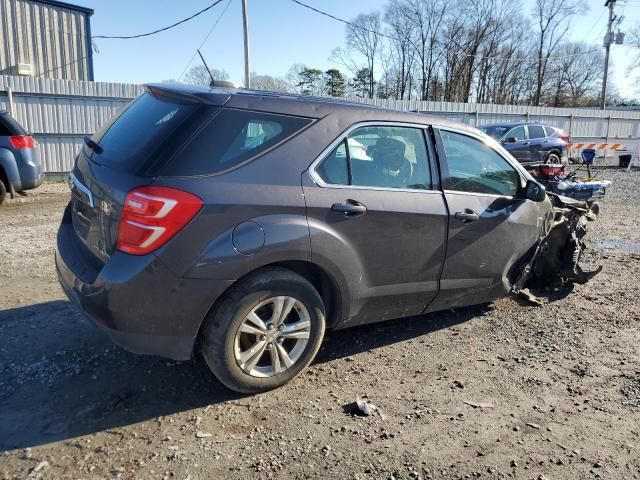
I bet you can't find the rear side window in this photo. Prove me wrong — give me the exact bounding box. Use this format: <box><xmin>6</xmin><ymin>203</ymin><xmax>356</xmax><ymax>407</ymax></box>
<box><xmin>88</xmin><ymin>91</ymin><xmax>201</xmax><ymax>173</ymax></box>
<box><xmin>543</xmin><ymin>126</ymin><xmax>556</xmax><ymax>137</ymax></box>
<box><xmin>528</xmin><ymin>125</ymin><xmax>546</xmax><ymax>139</ymax></box>
<box><xmin>162</xmin><ymin>109</ymin><xmax>313</xmax><ymax>176</ymax></box>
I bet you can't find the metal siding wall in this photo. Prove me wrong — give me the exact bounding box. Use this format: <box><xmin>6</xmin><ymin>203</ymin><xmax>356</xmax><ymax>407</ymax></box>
<box><xmin>1</xmin><ymin>74</ymin><xmax>640</xmax><ymax>173</ymax></box>
<box><xmin>0</xmin><ymin>0</ymin><xmax>90</xmax><ymax>80</ymax></box>
<box><xmin>0</xmin><ymin>74</ymin><xmax>143</xmax><ymax>172</ymax></box>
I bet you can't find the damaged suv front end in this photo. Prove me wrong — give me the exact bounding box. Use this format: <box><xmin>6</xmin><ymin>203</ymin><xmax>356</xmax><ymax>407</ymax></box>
<box><xmin>512</xmin><ymin>191</ymin><xmax>601</xmax><ymax>304</ymax></box>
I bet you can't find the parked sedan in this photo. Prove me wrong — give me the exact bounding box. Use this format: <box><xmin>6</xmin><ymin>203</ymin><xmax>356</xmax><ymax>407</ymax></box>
<box><xmin>56</xmin><ymin>84</ymin><xmax>590</xmax><ymax>393</ymax></box>
<box><xmin>480</xmin><ymin>122</ymin><xmax>569</xmax><ymax>164</ymax></box>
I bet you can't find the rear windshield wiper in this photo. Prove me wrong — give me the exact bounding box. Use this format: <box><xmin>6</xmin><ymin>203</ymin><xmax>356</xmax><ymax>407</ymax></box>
<box><xmin>83</xmin><ymin>136</ymin><xmax>103</xmax><ymax>155</ymax></box>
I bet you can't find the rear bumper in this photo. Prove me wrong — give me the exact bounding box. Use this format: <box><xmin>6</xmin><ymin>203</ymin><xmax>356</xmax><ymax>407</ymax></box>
<box><xmin>55</xmin><ymin>213</ymin><xmax>232</xmax><ymax>361</ymax></box>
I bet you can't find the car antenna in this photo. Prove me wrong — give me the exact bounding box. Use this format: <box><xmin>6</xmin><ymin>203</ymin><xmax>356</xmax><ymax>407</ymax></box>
<box><xmin>197</xmin><ymin>49</ymin><xmax>216</xmax><ymax>86</ymax></box>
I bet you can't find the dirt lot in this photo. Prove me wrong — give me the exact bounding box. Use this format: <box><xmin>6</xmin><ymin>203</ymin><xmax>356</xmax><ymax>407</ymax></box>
<box><xmin>1</xmin><ymin>171</ymin><xmax>639</xmax><ymax>480</ymax></box>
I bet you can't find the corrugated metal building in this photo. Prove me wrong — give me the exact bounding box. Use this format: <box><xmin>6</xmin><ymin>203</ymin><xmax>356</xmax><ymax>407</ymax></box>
<box><xmin>0</xmin><ymin>0</ymin><xmax>94</xmax><ymax>81</ymax></box>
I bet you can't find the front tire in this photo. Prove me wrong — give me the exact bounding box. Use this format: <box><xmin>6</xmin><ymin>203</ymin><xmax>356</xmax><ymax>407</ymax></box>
<box><xmin>0</xmin><ymin>181</ymin><xmax>6</xmax><ymax>205</ymax></box>
<box><xmin>200</xmin><ymin>267</ymin><xmax>326</xmax><ymax>393</ymax></box>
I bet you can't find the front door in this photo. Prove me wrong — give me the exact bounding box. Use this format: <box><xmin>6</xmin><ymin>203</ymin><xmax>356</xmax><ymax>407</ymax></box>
<box><xmin>302</xmin><ymin>123</ymin><xmax>448</xmax><ymax>326</ymax></box>
<box><xmin>428</xmin><ymin>128</ymin><xmax>540</xmax><ymax>311</ymax></box>
<box><xmin>502</xmin><ymin>125</ymin><xmax>531</xmax><ymax>162</ymax></box>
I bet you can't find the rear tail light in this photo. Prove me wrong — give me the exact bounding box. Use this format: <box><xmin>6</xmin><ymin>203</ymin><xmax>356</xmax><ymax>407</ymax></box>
<box><xmin>9</xmin><ymin>135</ymin><xmax>36</xmax><ymax>149</ymax></box>
<box><xmin>557</xmin><ymin>130</ymin><xmax>570</xmax><ymax>143</ymax></box>
<box><xmin>539</xmin><ymin>165</ymin><xmax>565</xmax><ymax>179</ymax></box>
<box><xmin>117</xmin><ymin>186</ymin><xmax>203</xmax><ymax>255</ymax></box>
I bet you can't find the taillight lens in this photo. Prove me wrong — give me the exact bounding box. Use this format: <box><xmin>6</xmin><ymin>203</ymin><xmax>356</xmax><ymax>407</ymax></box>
<box><xmin>117</xmin><ymin>186</ymin><xmax>203</xmax><ymax>255</ymax></box>
<box><xmin>9</xmin><ymin>135</ymin><xmax>36</xmax><ymax>149</ymax></box>
<box><xmin>557</xmin><ymin>130</ymin><xmax>570</xmax><ymax>143</ymax></box>
<box><xmin>539</xmin><ymin>165</ymin><xmax>565</xmax><ymax>178</ymax></box>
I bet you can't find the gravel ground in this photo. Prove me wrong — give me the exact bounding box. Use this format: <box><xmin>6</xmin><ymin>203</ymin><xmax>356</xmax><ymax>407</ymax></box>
<box><xmin>1</xmin><ymin>171</ymin><xmax>639</xmax><ymax>480</ymax></box>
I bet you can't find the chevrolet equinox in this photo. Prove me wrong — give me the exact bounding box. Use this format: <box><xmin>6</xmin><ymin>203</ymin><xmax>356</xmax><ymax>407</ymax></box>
<box><xmin>56</xmin><ymin>84</ymin><xmax>554</xmax><ymax>393</ymax></box>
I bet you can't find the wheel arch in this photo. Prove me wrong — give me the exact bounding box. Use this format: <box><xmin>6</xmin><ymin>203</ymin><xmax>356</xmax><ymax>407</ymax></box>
<box><xmin>194</xmin><ymin>260</ymin><xmax>345</xmax><ymax>352</ymax></box>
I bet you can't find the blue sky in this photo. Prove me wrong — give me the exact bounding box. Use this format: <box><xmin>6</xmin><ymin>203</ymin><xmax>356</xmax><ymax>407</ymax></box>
<box><xmin>82</xmin><ymin>0</ymin><xmax>639</xmax><ymax>98</ymax></box>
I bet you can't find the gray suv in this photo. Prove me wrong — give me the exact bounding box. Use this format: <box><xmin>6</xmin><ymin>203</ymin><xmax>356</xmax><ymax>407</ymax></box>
<box><xmin>56</xmin><ymin>84</ymin><xmax>560</xmax><ymax>393</ymax></box>
<box><xmin>0</xmin><ymin>111</ymin><xmax>43</xmax><ymax>203</ymax></box>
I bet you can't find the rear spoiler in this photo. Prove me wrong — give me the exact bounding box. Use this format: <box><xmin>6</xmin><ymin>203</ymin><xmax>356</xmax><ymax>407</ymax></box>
<box><xmin>144</xmin><ymin>83</ymin><xmax>232</xmax><ymax>107</ymax></box>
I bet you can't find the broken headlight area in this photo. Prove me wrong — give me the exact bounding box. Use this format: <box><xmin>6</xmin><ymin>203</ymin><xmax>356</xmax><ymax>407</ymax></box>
<box><xmin>512</xmin><ymin>192</ymin><xmax>602</xmax><ymax>305</ymax></box>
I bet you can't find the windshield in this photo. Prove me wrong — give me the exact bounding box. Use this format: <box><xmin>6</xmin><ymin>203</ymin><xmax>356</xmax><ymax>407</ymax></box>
<box><xmin>480</xmin><ymin>126</ymin><xmax>510</xmax><ymax>140</ymax></box>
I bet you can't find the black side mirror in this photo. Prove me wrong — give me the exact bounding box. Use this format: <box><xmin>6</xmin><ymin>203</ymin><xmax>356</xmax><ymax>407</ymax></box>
<box><xmin>524</xmin><ymin>180</ymin><xmax>546</xmax><ymax>202</ymax></box>
<box><xmin>503</xmin><ymin>137</ymin><xmax>517</xmax><ymax>144</ymax></box>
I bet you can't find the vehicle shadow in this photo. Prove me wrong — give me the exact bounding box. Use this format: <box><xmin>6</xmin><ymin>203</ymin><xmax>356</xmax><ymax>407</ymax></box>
<box><xmin>0</xmin><ymin>299</ymin><xmax>488</xmax><ymax>451</ymax></box>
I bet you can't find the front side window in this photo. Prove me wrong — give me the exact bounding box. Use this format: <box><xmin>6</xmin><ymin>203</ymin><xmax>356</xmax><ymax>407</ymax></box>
<box><xmin>505</xmin><ymin>126</ymin><xmax>525</xmax><ymax>141</ymax></box>
<box><xmin>440</xmin><ymin>130</ymin><xmax>521</xmax><ymax>197</ymax></box>
<box><xmin>528</xmin><ymin>125</ymin><xmax>546</xmax><ymax>139</ymax></box>
<box><xmin>316</xmin><ymin>125</ymin><xmax>431</xmax><ymax>190</ymax></box>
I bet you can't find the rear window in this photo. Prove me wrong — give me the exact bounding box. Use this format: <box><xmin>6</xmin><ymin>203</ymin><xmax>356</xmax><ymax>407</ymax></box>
<box><xmin>0</xmin><ymin>113</ymin><xmax>27</xmax><ymax>136</ymax></box>
<box><xmin>161</xmin><ymin>109</ymin><xmax>313</xmax><ymax>176</ymax></box>
<box><xmin>87</xmin><ymin>91</ymin><xmax>203</xmax><ymax>173</ymax></box>
<box><xmin>528</xmin><ymin>125</ymin><xmax>546</xmax><ymax>139</ymax></box>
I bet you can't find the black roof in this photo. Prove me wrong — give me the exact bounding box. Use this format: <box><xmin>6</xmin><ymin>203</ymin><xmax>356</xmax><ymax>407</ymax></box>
<box><xmin>146</xmin><ymin>83</ymin><xmax>478</xmax><ymax>135</ymax></box>
<box><xmin>33</xmin><ymin>0</ymin><xmax>94</xmax><ymax>15</ymax></box>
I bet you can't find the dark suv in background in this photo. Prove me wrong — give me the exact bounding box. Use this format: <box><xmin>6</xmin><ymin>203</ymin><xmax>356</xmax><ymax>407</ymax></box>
<box><xmin>480</xmin><ymin>122</ymin><xmax>568</xmax><ymax>165</ymax></box>
<box><xmin>0</xmin><ymin>111</ymin><xmax>43</xmax><ymax>203</ymax></box>
<box><xmin>56</xmin><ymin>84</ymin><xmax>557</xmax><ymax>393</ymax></box>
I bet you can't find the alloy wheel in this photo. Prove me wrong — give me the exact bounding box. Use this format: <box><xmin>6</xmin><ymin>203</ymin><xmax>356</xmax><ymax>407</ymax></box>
<box><xmin>234</xmin><ymin>296</ymin><xmax>311</xmax><ymax>377</ymax></box>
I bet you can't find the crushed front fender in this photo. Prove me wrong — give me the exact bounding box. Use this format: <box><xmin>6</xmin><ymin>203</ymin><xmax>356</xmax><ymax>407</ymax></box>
<box><xmin>512</xmin><ymin>193</ymin><xmax>602</xmax><ymax>302</ymax></box>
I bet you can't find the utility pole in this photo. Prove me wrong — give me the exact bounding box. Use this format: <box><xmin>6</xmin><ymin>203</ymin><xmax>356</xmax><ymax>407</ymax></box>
<box><xmin>242</xmin><ymin>0</ymin><xmax>251</xmax><ymax>88</ymax></box>
<box><xmin>601</xmin><ymin>0</ymin><xmax>616</xmax><ymax>110</ymax></box>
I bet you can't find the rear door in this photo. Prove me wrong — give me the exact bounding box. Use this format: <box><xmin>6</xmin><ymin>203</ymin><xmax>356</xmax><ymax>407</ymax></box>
<box><xmin>526</xmin><ymin>124</ymin><xmax>548</xmax><ymax>162</ymax></box>
<box><xmin>427</xmin><ymin>128</ymin><xmax>540</xmax><ymax>311</ymax></box>
<box><xmin>302</xmin><ymin>122</ymin><xmax>448</xmax><ymax>326</ymax></box>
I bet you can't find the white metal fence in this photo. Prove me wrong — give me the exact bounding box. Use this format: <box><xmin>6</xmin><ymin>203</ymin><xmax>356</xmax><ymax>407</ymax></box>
<box><xmin>1</xmin><ymin>74</ymin><xmax>639</xmax><ymax>174</ymax></box>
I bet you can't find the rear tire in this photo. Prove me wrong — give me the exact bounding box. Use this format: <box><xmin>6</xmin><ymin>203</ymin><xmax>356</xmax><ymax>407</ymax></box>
<box><xmin>200</xmin><ymin>267</ymin><xmax>326</xmax><ymax>393</ymax></box>
<box><xmin>0</xmin><ymin>181</ymin><xmax>6</xmax><ymax>205</ymax></box>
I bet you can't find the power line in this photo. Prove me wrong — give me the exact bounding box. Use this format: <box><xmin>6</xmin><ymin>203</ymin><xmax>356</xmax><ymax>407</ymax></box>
<box><xmin>93</xmin><ymin>0</ymin><xmax>226</xmax><ymax>39</ymax></box>
<box><xmin>178</xmin><ymin>0</ymin><xmax>234</xmax><ymax>81</ymax></box>
<box><xmin>35</xmin><ymin>54</ymin><xmax>89</xmax><ymax>76</ymax></box>
<box><xmin>289</xmin><ymin>0</ymin><xmax>601</xmax><ymax>63</ymax></box>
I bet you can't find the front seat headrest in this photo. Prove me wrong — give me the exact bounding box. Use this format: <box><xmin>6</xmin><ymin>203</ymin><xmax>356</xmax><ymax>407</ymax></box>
<box><xmin>373</xmin><ymin>137</ymin><xmax>406</xmax><ymax>170</ymax></box>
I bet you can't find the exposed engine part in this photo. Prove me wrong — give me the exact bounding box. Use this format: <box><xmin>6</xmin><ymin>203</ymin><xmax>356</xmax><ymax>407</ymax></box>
<box><xmin>512</xmin><ymin>193</ymin><xmax>602</xmax><ymax>304</ymax></box>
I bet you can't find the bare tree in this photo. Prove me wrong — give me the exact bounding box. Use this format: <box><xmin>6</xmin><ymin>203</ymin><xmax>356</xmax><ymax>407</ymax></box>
<box><xmin>182</xmin><ymin>65</ymin><xmax>229</xmax><ymax>86</ymax></box>
<box><xmin>250</xmin><ymin>73</ymin><xmax>290</xmax><ymax>92</ymax></box>
<box><xmin>383</xmin><ymin>0</ymin><xmax>417</xmax><ymax>99</ymax></box>
<box><xmin>285</xmin><ymin>63</ymin><xmax>309</xmax><ymax>94</ymax></box>
<box><xmin>531</xmin><ymin>0</ymin><xmax>587</xmax><ymax>106</ymax></box>
<box><xmin>403</xmin><ymin>0</ymin><xmax>447</xmax><ymax>101</ymax></box>
<box><xmin>344</xmin><ymin>12</ymin><xmax>382</xmax><ymax>98</ymax></box>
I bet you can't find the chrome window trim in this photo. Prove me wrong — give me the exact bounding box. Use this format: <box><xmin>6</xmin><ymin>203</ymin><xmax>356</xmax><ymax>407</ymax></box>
<box><xmin>442</xmin><ymin>189</ymin><xmax>518</xmax><ymax>200</ymax></box>
<box><xmin>308</xmin><ymin>121</ymin><xmax>436</xmax><ymax>194</ymax></box>
<box><xmin>435</xmin><ymin>125</ymin><xmax>531</xmax><ymax>180</ymax></box>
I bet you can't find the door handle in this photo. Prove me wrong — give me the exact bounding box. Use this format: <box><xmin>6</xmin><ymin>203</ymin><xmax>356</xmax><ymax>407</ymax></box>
<box><xmin>521</xmin><ymin>141</ymin><xmax>530</xmax><ymax>145</ymax></box>
<box><xmin>331</xmin><ymin>200</ymin><xmax>367</xmax><ymax>216</ymax></box>
<box><xmin>454</xmin><ymin>209</ymin><xmax>480</xmax><ymax>223</ymax></box>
